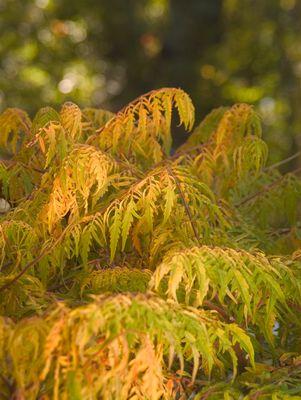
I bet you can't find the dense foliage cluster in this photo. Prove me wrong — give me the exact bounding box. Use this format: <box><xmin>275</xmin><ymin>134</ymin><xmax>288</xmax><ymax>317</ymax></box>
<box><xmin>0</xmin><ymin>88</ymin><xmax>301</xmax><ymax>399</ymax></box>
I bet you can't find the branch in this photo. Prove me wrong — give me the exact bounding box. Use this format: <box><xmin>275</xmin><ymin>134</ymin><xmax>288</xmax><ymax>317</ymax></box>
<box><xmin>0</xmin><ymin>371</ymin><xmax>13</xmax><ymax>393</ymax></box>
<box><xmin>203</xmin><ymin>300</ymin><xmax>230</xmax><ymax>322</ymax></box>
<box><xmin>235</xmin><ymin>167</ymin><xmax>301</xmax><ymax>207</ymax></box>
<box><xmin>264</xmin><ymin>150</ymin><xmax>301</xmax><ymax>172</ymax></box>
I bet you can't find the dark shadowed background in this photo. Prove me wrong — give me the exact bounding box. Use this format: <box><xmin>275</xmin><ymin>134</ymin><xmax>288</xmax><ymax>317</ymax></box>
<box><xmin>0</xmin><ymin>0</ymin><xmax>301</xmax><ymax>164</ymax></box>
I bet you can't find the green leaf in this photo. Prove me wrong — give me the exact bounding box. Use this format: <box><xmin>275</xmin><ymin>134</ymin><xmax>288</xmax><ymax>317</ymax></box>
<box><xmin>163</xmin><ymin>184</ymin><xmax>176</xmax><ymax>224</ymax></box>
<box><xmin>67</xmin><ymin>371</ymin><xmax>83</xmax><ymax>400</ymax></box>
<box><xmin>109</xmin><ymin>206</ymin><xmax>122</xmax><ymax>261</ymax></box>
<box><xmin>121</xmin><ymin>199</ymin><xmax>138</xmax><ymax>250</ymax></box>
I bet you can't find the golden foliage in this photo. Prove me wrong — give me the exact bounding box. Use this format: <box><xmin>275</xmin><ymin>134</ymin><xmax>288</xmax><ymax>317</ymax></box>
<box><xmin>0</xmin><ymin>108</ymin><xmax>31</xmax><ymax>154</ymax></box>
<box><xmin>90</xmin><ymin>87</ymin><xmax>195</xmax><ymax>166</ymax></box>
<box><xmin>0</xmin><ymin>88</ymin><xmax>300</xmax><ymax>399</ymax></box>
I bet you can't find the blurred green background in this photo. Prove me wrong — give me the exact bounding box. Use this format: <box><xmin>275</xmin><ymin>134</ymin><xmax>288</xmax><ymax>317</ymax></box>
<box><xmin>0</xmin><ymin>0</ymin><xmax>301</xmax><ymax>163</ymax></box>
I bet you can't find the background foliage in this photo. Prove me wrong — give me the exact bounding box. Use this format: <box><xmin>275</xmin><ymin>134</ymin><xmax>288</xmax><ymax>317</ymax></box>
<box><xmin>1</xmin><ymin>0</ymin><xmax>301</xmax><ymax>162</ymax></box>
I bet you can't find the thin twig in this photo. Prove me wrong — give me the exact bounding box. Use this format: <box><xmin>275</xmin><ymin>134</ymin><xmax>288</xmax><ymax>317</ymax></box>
<box><xmin>236</xmin><ymin>179</ymin><xmax>282</xmax><ymax>207</ymax></box>
<box><xmin>236</xmin><ymin>167</ymin><xmax>301</xmax><ymax>207</ymax></box>
<box><xmin>268</xmin><ymin>227</ymin><xmax>292</xmax><ymax>237</ymax></box>
<box><xmin>264</xmin><ymin>150</ymin><xmax>301</xmax><ymax>172</ymax></box>
<box><xmin>203</xmin><ymin>300</ymin><xmax>230</xmax><ymax>322</ymax></box>
<box><xmin>0</xmin><ymin>371</ymin><xmax>13</xmax><ymax>393</ymax></box>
